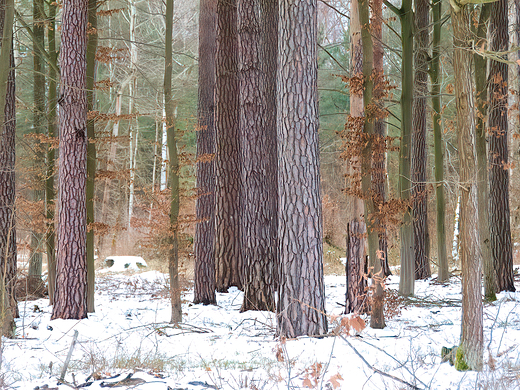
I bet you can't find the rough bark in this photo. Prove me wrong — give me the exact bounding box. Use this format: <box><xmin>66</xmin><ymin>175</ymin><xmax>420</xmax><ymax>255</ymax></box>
<box><xmin>215</xmin><ymin>0</ymin><xmax>243</xmax><ymax>292</ymax></box>
<box><xmin>398</xmin><ymin>0</ymin><xmax>415</xmax><ymax>296</ymax></box>
<box><xmin>431</xmin><ymin>0</ymin><xmax>448</xmax><ymax>282</ymax></box>
<box><xmin>51</xmin><ymin>0</ymin><xmax>88</xmax><ymax>320</ymax></box>
<box><xmin>345</xmin><ymin>0</ymin><xmax>368</xmax><ymax>315</ymax></box>
<box><xmin>412</xmin><ymin>0</ymin><xmax>431</xmax><ymax>280</ymax></box>
<box><xmin>239</xmin><ymin>0</ymin><xmax>276</xmax><ymax>312</ymax></box>
<box><xmin>45</xmin><ymin>0</ymin><xmax>57</xmax><ymax>304</ymax></box>
<box><xmin>165</xmin><ymin>0</ymin><xmax>182</xmax><ymax>324</ymax></box>
<box><xmin>474</xmin><ymin>4</ymin><xmax>495</xmax><ymax>300</ymax></box>
<box><xmin>276</xmin><ymin>0</ymin><xmax>328</xmax><ymax>338</ymax></box>
<box><xmin>194</xmin><ymin>0</ymin><xmax>217</xmax><ymax>306</ymax></box>
<box><xmin>86</xmin><ymin>0</ymin><xmax>98</xmax><ymax>313</ymax></box>
<box><xmin>0</xmin><ymin>0</ymin><xmax>18</xmax><ymax>322</ymax></box>
<box><xmin>451</xmin><ymin>4</ymin><xmax>483</xmax><ymax>371</ymax></box>
<box><xmin>489</xmin><ymin>0</ymin><xmax>515</xmax><ymax>292</ymax></box>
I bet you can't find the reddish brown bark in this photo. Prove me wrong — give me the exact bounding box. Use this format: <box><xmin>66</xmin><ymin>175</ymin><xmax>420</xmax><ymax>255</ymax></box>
<box><xmin>276</xmin><ymin>0</ymin><xmax>327</xmax><ymax>338</ymax></box>
<box><xmin>194</xmin><ymin>0</ymin><xmax>217</xmax><ymax>305</ymax></box>
<box><xmin>215</xmin><ymin>0</ymin><xmax>243</xmax><ymax>292</ymax></box>
<box><xmin>52</xmin><ymin>0</ymin><xmax>88</xmax><ymax>320</ymax></box>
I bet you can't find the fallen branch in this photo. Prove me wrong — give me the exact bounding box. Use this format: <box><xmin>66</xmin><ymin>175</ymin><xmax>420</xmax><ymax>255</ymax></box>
<box><xmin>59</xmin><ymin>330</ymin><xmax>79</xmax><ymax>382</ymax></box>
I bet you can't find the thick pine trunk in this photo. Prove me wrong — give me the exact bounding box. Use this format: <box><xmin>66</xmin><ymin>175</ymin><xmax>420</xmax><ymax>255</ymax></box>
<box><xmin>215</xmin><ymin>0</ymin><xmax>243</xmax><ymax>292</ymax></box>
<box><xmin>238</xmin><ymin>0</ymin><xmax>276</xmax><ymax>312</ymax></box>
<box><xmin>0</xmin><ymin>0</ymin><xmax>18</xmax><ymax>323</ymax></box>
<box><xmin>474</xmin><ymin>5</ymin><xmax>495</xmax><ymax>300</ymax></box>
<box><xmin>52</xmin><ymin>0</ymin><xmax>88</xmax><ymax>320</ymax></box>
<box><xmin>165</xmin><ymin>0</ymin><xmax>182</xmax><ymax>324</ymax></box>
<box><xmin>431</xmin><ymin>0</ymin><xmax>448</xmax><ymax>282</ymax></box>
<box><xmin>276</xmin><ymin>0</ymin><xmax>327</xmax><ymax>338</ymax></box>
<box><xmin>451</xmin><ymin>5</ymin><xmax>483</xmax><ymax>371</ymax></box>
<box><xmin>412</xmin><ymin>0</ymin><xmax>431</xmax><ymax>280</ymax></box>
<box><xmin>86</xmin><ymin>0</ymin><xmax>98</xmax><ymax>313</ymax></box>
<box><xmin>194</xmin><ymin>0</ymin><xmax>217</xmax><ymax>305</ymax></box>
<box><xmin>489</xmin><ymin>0</ymin><xmax>515</xmax><ymax>293</ymax></box>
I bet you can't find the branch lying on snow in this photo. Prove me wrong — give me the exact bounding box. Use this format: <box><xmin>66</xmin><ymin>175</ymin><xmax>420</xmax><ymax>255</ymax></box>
<box><xmin>338</xmin><ymin>334</ymin><xmax>423</xmax><ymax>390</ymax></box>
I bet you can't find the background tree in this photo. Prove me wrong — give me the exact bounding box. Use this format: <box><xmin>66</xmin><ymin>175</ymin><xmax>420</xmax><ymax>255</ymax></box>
<box><xmin>51</xmin><ymin>0</ymin><xmax>88</xmax><ymax>320</ymax></box>
<box><xmin>277</xmin><ymin>0</ymin><xmax>328</xmax><ymax>338</ymax></box>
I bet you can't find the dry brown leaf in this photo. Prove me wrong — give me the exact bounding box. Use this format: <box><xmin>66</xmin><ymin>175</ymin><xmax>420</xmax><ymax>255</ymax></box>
<box><xmin>329</xmin><ymin>373</ymin><xmax>344</xmax><ymax>389</ymax></box>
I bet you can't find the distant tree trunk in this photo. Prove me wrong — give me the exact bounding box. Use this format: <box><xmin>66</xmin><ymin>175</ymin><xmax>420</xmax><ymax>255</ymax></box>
<box><xmin>371</xmin><ymin>0</ymin><xmax>390</xmax><ymax>277</ymax></box>
<box><xmin>451</xmin><ymin>4</ymin><xmax>483</xmax><ymax>371</ymax></box>
<box><xmin>412</xmin><ymin>0</ymin><xmax>431</xmax><ymax>280</ymax></box>
<box><xmin>52</xmin><ymin>0</ymin><xmax>88</xmax><ymax>320</ymax></box>
<box><xmin>345</xmin><ymin>0</ymin><xmax>368</xmax><ymax>315</ymax></box>
<box><xmin>86</xmin><ymin>0</ymin><xmax>98</xmax><ymax>313</ymax></box>
<box><xmin>28</xmin><ymin>0</ymin><xmax>46</xmax><ymax>282</ymax></box>
<box><xmin>0</xmin><ymin>0</ymin><xmax>18</xmax><ymax>324</ymax></box>
<box><xmin>194</xmin><ymin>0</ymin><xmax>217</xmax><ymax>306</ymax></box>
<box><xmin>276</xmin><ymin>0</ymin><xmax>328</xmax><ymax>338</ymax></box>
<box><xmin>128</xmin><ymin>0</ymin><xmax>138</xmax><ymax>231</ymax></box>
<box><xmin>165</xmin><ymin>0</ymin><xmax>182</xmax><ymax>324</ymax></box>
<box><xmin>474</xmin><ymin>4</ymin><xmax>495</xmax><ymax>300</ymax></box>
<box><xmin>238</xmin><ymin>0</ymin><xmax>276</xmax><ymax>313</ymax></box>
<box><xmin>45</xmin><ymin>0</ymin><xmax>58</xmax><ymax>304</ymax></box>
<box><xmin>215</xmin><ymin>0</ymin><xmax>242</xmax><ymax>292</ymax></box>
<box><xmin>398</xmin><ymin>0</ymin><xmax>415</xmax><ymax>296</ymax></box>
<box><xmin>489</xmin><ymin>0</ymin><xmax>515</xmax><ymax>293</ymax></box>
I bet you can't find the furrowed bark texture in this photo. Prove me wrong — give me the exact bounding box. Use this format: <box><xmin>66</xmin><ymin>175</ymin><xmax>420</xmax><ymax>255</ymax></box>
<box><xmin>194</xmin><ymin>0</ymin><xmax>217</xmax><ymax>305</ymax></box>
<box><xmin>474</xmin><ymin>5</ymin><xmax>495</xmax><ymax>299</ymax></box>
<box><xmin>0</xmin><ymin>2</ymin><xmax>17</xmax><ymax>319</ymax></box>
<box><xmin>52</xmin><ymin>0</ymin><xmax>88</xmax><ymax>320</ymax></box>
<box><xmin>277</xmin><ymin>0</ymin><xmax>328</xmax><ymax>338</ymax></box>
<box><xmin>345</xmin><ymin>0</ymin><xmax>368</xmax><ymax>315</ymax></box>
<box><xmin>398</xmin><ymin>0</ymin><xmax>415</xmax><ymax>296</ymax></box>
<box><xmin>451</xmin><ymin>5</ymin><xmax>483</xmax><ymax>370</ymax></box>
<box><xmin>239</xmin><ymin>0</ymin><xmax>276</xmax><ymax>312</ymax></box>
<box><xmin>489</xmin><ymin>0</ymin><xmax>515</xmax><ymax>292</ymax></box>
<box><xmin>215</xmin><ymin>0</ymin><xmax>243</xmax><ymax>292</ymax></box>
<box><xmin>86</xmin><ymin>0</ymin><xmax>97</xmax><ymax>313</ymax></box>
<box><xmin>412</xmin><ymin>0</ymin><xmax>430</xmax><ymax>280</ymax></box>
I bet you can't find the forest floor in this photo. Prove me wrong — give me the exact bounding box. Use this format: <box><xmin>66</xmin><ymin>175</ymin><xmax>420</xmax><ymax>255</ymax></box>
<box><xmin>3</xmin><ymin>258</ymin><xmax>520</xmax><ymax>390</ymax></box>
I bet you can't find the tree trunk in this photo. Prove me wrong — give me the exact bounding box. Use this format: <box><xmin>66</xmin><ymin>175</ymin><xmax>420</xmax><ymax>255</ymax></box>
<box><xmin>412</xmin><ymin>0</ymin><xmax>431</xmax><ymax>280</ymax></box>
<box><xmin>345</xmin><ymin>0</ymin><xmax>368</xmax><ymax>315</ymax></box>
<box><xmin>51</xmin><ymin>0</ymin><xmax>88</xmax><ymax>320</ymax></box>
<box><xmin>431</xmin><ymin>0</ymin><xmax>448</xmax><ymax>282</ymax></box>
<box><xmin>128</xmin><ymin>0</ymin><xmax>138</xmax><ymax>231</ymax></box>
<box><xmin>474</xmin><ymin>4</ymin><xmax>495</xmax><ymax>300</ymax></box>
<box><xmin>215</xmin><ymin>0</ymin><xmax>243</xmax><ymax>292</ymax></box>
<box><xmin>489</xmin><ymin>0</ymin><xmax>515</xmax><ymax>293</ymax></box>
<box><xmin>45</xmin><ymin>0</ymin><xmax>58</xmax><ymax>304</ymax></box>
<box><xmin>451</xmin><ymin>4</ymin><xmax>483</xmax><ymax>371</ymax></box>
<box><xmin>238</xmin><ymin>0</ymin><xmax>276</xmax><ymax>313</ymax></box>
<box><xmin>0</xmin><ymin>0</ymin><xmax>18</xmax><ymax>322</ymax></box>
<box><xmin>398</xmin><ymin>0</ymin><xmax>415</xmax><ymax>296</ymax></box>
<box><xmin>194</xmin><ymin>0</ymin><xmax>217</xmax><ymax>306</ymax></box>
<box><xmin>276</xmin><ymin>0</ymin><xmax>328</xmax><ymax>338</ymax></box>
<box><xmin>86</xmin><ymin>0</ymin><xmax>98</xmax><ymax>313</ymax></box>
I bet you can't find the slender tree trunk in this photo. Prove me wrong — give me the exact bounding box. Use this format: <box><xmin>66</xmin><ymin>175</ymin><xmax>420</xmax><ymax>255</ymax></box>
<box><xmin>215</xmin><ymin>0</ymin><xmax>242</xmax><ymax>292</ymax></box>
<box><xmin>0</xmin><ymin>0</ymin><xmax>18</xmax><ymax>323</ymax></box>
<box><xmin>451</xmin><ymin>4</ymin><xmax>483</xmax><ymax>371</ymax></box>
<box><xmin>398</xmin><ymin>0</ymin><xmax>415</xmax><ymax>296</ymax></box>
<box><xmin>474</xmin><ymin>4</ymin><xmax>495</xmax><ymax>300</ymax></box>
<box><xmin>431</xmin><ymin>0</ymin><xmax>448</xmax><ymax>282</ymax></box>
<box><xmin>359</xmin><ymin>0</ymin><xmax>384</xmax><ymax>329</ymax></box>
<box><xmin>194</xmin><ymin>0</ymin><xmax>217</xmax><ymax>305</ymax></box>
<box><xmin>345</xmin><ymin>0</ymin><xmax>368</xmax><ymax>315</ymax></box>
<box><xmin>165</xmin><ymin>0</ymin><xmax>182</xmax><ymax>324</ymax></box>
<box><xmin>45</xmin><ymin>0</ymin><xmax>57</xmax><ymax>304</ymax></box>
<box><xmin>489</xmin><ymin>0</ymin><xmax>515</xmax><ymax>292</ymax></box>
<box><xmin>412</xmin><ymin>0</ymin><xmax>431</xmax><ymax>280</ymax></box>
<box><xmin>128</xmin><ymin>0</ymin><xmax>138</xmax><ymax>230</ymax></box>
<box><xmin>52</xmin><ymin>0</ymin><xmax>88</xmax><ymax>320</ymax></box>
<box><xmin>0</xmin><ymin>0</ymin><xmax>13</xmax><ymax>149</ymax></box>
<box><xmin>86</xmin><ymin>0</ymin><xmax>98</xmax><ymax>313</ymax></box>
<box><xmin>239</xmin><ymin>0</ymin><xmax>276</xmax><ymax>313</ymax></box>
<box><xmin>276</xmin><ymin>0</ymin><xmax>327</xmax><ymax>338</ymax></box>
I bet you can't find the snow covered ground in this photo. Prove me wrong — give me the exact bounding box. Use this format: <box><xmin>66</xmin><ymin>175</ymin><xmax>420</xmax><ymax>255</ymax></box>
<box><xmin>4</xmin><ymin>270</ymin><xmax>520</xmax><ymax>389</ymax></box>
